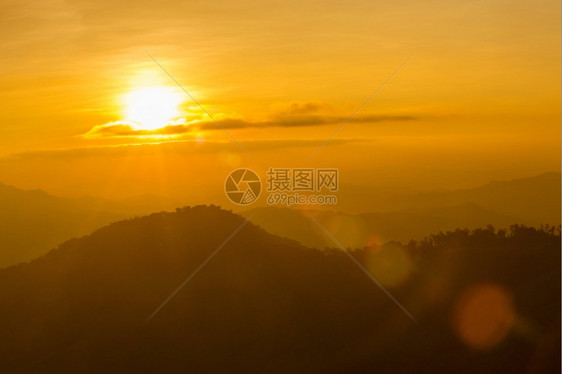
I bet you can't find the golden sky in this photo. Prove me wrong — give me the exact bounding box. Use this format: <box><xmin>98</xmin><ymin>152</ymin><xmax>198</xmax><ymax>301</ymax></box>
<box><xmin>0</xmin><ymin>0</ymin><xmax>559</xmax><ymax>202</ymax></box>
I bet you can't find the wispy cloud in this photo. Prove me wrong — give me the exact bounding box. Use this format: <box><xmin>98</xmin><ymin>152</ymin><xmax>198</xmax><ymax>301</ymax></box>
<box><xmin>84</xmin><ymin>109</ymin><xmax>419</xmax><ymax>139</ymax></box>
<box><xmin>9</xmin><ymin>137</ymin><xmax>366</xmax><ymax>161</ymax></box>
<box><xmin>84</xmin><ymin>119</ymin><xmax>192</xmax><ymax>138</ymax></box>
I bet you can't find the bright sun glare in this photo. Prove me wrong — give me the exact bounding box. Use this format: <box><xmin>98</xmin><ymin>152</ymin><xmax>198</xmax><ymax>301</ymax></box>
<box><xmin>123</xmin><ymin>86</ymin><xmax>184</xmax><ymax>130</ymax></box>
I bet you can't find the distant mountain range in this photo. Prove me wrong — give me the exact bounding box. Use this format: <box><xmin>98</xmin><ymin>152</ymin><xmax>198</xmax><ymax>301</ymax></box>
<box><xmin>336</xmin><ymin>172</ymin><xmax>561</xmax><ymax>219</ymax></box>
<box><xmin>0</xmin><ymin>182</ymin><xmax>189</xmax><ymax>268</ymax></box>
<box><xmin>381</xmin><ymin>172</ymin><xmax>560</xmax><ymax>224</ymax></box>
<box><xmin>0</xmin><ymin>172</ymin><xmax>559</xmax><ymax>268</ymax></box>
<box><xmin>242</xmin><ymin>202</ymin><xmax>522</xmax><ymax>249</ymax></box>
<box><xmin>0</xmin><ymin>182</ymin><xmax>124</xmax><ymax>267</ymax></box>
<box><xmin>0</xmin><ymin>206</ymin><xmax>559</xmax><ymax>373</ymax></box>
<box><xmin>243</xmin><ymin>173</ymin><xmax>560</xmax><ymax>249</ymax></box>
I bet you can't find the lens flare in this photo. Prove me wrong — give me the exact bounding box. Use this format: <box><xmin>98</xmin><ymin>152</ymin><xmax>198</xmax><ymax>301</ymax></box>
<box><xmin>366</xmin><ymin>243</ymin><xmax>413</xmax><ymax>287</ymax></box>
<box><xmin>453</xmin><ymin>283</ymin><xmax>516</xmax><ymax>350</ymax></box>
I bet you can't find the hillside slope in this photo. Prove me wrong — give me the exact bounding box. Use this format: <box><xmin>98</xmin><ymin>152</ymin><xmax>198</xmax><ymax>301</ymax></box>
<box><xmin>0</xmin><ymin>206</ymin><xmax>559</xmax><ymax>373</ymax></box>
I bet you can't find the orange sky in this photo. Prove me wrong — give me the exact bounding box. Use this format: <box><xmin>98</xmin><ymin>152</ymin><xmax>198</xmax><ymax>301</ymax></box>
<box><xmin>0</xmin><ymin>0</ymin><xmax>559</xmax><ymax>203</ymax></box>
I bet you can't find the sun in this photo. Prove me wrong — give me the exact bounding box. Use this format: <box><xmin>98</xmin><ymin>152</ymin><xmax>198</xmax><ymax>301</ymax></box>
<box><xmin>123</xmin><ymin>86</ymin><xmax>184</xmax><ymax>130</ymax></box>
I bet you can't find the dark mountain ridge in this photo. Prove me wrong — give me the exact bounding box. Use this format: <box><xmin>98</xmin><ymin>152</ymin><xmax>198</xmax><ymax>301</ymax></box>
<box><xmin>0</xmin><ymin>205</ymin><xmax>559</xmax><ymax>373</ymax></box>
<box><xmin>1</xmin><ymin>172</ymin><xmax>558</xmax><ymax>268</ymax></box>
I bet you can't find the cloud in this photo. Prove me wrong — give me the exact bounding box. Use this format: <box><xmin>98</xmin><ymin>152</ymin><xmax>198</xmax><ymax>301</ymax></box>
<box><xmin>8</xmin><ymin>137</ymin><xmax>367</xmax><ymax>161</ymax></box>
<box><xmin>84</xmin><ymin>110</ymin><xmax>420</xmax><ymax>139</ymax></box>
<box><xmin>270</xmin><ymin>101</ymin><xmax>331</xmax><ymax>116</ymax></box>
<box><xmin>84</xmin><ymin>119</ymin><xmax>192</xmax><ymax>138</ymax></box>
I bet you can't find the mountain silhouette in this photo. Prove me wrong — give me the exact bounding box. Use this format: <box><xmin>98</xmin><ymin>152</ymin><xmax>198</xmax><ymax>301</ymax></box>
<box><xmin>1</xmin><ymin>172</ymin><xmax>557</xmax><ymax>268</ymax></box>
<box><xmin>243</xmin><ymin>203</ymin><xmax>523</xmax><ymax>249</ymax></box>
<box><xmin>0</xmin><ymin>182</ymin><xmax>125</xmax><ymax>267</ymax></box>
<box><xmin>339</xmin><ymin>172</ymin><xmax>561</xmax><ymax>223</ymax></box>
<box><xmin>0</xmin><ymin>205</ymin><xmax>559</xmax><ymax>373</ymax></box>
<box><xmin>0</xmin><ymin>182</ymin><xmax>188</xmax><ymax>268</ymax></box>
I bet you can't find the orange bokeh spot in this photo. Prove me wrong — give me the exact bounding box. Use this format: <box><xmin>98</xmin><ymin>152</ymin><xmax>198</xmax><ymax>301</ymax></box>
<box><xmin>453</xmin><ymin>283</ymin><xmax>516</xmax><ymax>350</ymax></box>
<box><xmin>195</xmin><ymin>133</ymin><xmax>205</xmax><ymax>145</ymax></box>
<box><xmin>366</xmin><ymin>244</ymin><xmax>413</xmax><ymax>287</ymax></box>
